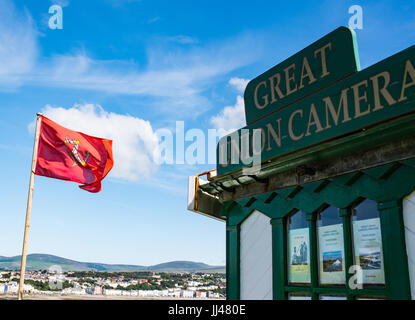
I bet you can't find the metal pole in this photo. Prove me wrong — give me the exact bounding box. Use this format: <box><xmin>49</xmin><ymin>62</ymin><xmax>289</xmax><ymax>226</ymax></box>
<box><xmin>18</xmin><ymin>113</ymin><xmax>42</xmax><ymax>300</ymax></box>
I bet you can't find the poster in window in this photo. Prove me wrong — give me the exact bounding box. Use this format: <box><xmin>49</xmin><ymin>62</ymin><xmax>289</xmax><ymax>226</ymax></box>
<box><xmin>289</xmin><ymin>228</ymin><xmax>310</xmax><ymax>283</ymax></box>
<box><xmin>353</xmin><ymin>217</ymin><xmax>385</xmax><ymax>284</ymax></box>
<box><xmin>318</xmin><ymin>223</ymin><xmax>345</xmax><ymax>284</ymax></box>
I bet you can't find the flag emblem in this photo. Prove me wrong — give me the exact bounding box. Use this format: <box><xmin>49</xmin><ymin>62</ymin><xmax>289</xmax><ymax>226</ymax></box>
<box><xmin>65</xmin><ymin>137</ymin><xmax>91</xmax><ymax>167</ymax></box>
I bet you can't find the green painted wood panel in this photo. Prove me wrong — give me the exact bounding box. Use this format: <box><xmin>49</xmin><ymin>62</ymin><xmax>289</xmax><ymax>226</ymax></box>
<box><xmin>218</xmin><ymin>44</ymin><xmax>415</xmax><ymax>176</ymax></box>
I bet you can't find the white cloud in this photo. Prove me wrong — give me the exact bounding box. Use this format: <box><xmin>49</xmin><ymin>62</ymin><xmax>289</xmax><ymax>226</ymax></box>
<box><xmin>21</xmin><ymin>35</ymin><xmax>260</xmax><ymax>117</ymax></box>
<box><xmin>30</xmin><ymin>35</ymin><xmax>256</xmax><ymax>99</ymax></box>
<box><xmin>164</xmin><ymin>35</ymin><xmax>199</xmax><ymax>45</ymax></box>
<box><xmin>0</xmin><ymin>0</ymin><xmax>264</xmax><ymax>118</ymax></box>
<box><xmin>0</xmin><ymin>0</ymin><xmax>38</xmax><ymax>88</ymax></box>
<box><xmin>210</xmin><ymin>95</ymin><xmax>246</xmax><ymax>134</ymax></box>
<box><xmin>210</xmin><ymin>77</ymin><xmax>249</xmax><ymax>134</ymax></box>
<box><xmin>229</xmin><ymin>77</ymin><xmax>250</xmax><ymax>93</ymax></box>
<box><xmin>35</xmin><ymin>104</ymin><xmax>160</xmax><ymax>181</ymax></box>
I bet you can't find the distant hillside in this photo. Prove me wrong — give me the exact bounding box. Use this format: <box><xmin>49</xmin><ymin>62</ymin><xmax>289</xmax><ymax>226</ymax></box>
<box><xmin>0</xmin><ymin>254</ymin><xmax>225</xmax><ymax>273</ymax></box>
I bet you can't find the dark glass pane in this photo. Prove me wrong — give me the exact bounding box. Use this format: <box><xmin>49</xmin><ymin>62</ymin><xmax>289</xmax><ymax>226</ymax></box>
<box><xmin>318</xmin><ymin>206</ymin><xmax>341</xmax><ymax>227</ymax></box>
<box><xmin>289</xmin><ymin>210</ymin><xmax>308</xmax><ymax>229</ymax></box>
<box><xmin>353</xmin><ymin>199</ymin><xmax>379</xmax><ymax>221</ymax></box>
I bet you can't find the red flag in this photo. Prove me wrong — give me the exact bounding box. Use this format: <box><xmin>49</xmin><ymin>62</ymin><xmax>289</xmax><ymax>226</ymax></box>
<box><xmin>35</xmin><ymin>115</ymin><xmax>114</xmax><ymax>193</ymax></box>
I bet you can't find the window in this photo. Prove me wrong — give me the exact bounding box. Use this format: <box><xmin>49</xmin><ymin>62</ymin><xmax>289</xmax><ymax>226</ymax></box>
<box><xmin>351</xmin><ymin>199</ymin><xmax>385</xmax><ymax>287</ymax></box>
<box><xmin>284</xmin><ymin>199</ymin><xmax>388</xmax><ymax>300</ymax></box>
<box><xmin>317</xmin><ymin>206</ymin><xmax>345</xmax><ymax>286</ymax></box>
<box><xmin>287</xmin><ymin>210</ymin><xmax>311</xmax><ymax>285</ymax></box>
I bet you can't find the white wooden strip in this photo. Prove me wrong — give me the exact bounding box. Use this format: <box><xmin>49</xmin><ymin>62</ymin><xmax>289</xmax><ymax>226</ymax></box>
<box><xmin>240</xmin><ymin>210</ymin><xmax>273</xmax><ymax>300</ymax></box>
<box><xmin>403</xmin><ymin>195</ymin><xmax>415</xmax><ymax>234</ymax></box>
<box><xmin>403</xmin><ymin>191</ymin><xmax>415</xmax><ymax>300</ymax></box>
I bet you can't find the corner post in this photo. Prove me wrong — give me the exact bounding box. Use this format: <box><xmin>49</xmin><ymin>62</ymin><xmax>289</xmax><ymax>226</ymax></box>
<box><xmin>226</xmin><ymin>224</ymin><xmax>240</xmax><ymax>300</ymax></box>
<box><xmin>306</xmin><ymin>213</ymin><xmax>319</xmax><ymax>300</ymax></box>
<box><xmin>378</xmin><ymin>200</ymin><xmax>411</xmax><ymax>300</ymax></box>
<box><xmin>339</xmin><ymin>208</ymin><xmax>354</xmax><ymax>300</ymax></box>
<box><xmin>270</xmin><ymin>217</ymin><xmax>286</xmax><ymax>300</ymax></box>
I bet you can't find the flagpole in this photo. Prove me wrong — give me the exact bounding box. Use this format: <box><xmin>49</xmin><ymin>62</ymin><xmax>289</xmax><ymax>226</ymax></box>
<box><xmin>18</xmin><ymin>113</ymin><xmax>42</xmax><ymax>300</ymax></box>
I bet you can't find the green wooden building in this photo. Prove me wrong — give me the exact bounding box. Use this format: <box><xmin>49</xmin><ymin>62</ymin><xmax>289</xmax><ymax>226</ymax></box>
<box><xmin>188</xmin><ymin>27</ymin><xmax>415</xmax><ymax>300</ymax></box>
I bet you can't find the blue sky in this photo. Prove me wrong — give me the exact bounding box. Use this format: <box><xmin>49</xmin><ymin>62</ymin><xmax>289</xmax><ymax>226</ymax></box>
<box><xmin>0</xmin><ymin>0</ymin><xmax>414</xmax><ymax>266</ymax></box>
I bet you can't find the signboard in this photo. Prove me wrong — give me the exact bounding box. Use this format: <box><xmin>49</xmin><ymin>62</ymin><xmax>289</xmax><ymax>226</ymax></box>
<box><xmin>244</xmin><ymin>27</ymin><xmax>360</xmax><ymax>125</ymax></box>
<box><xmin>217</xmin><ymin>39</ymin><xmax>415</xmax><ymax>176</ymax></box>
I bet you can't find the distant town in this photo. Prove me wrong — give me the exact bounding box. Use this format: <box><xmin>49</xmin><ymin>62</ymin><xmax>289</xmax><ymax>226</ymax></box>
<box><xmin>0</xmin><ymin>270</ymin><xmax>226</xmax><ymax>300</ymax></box>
